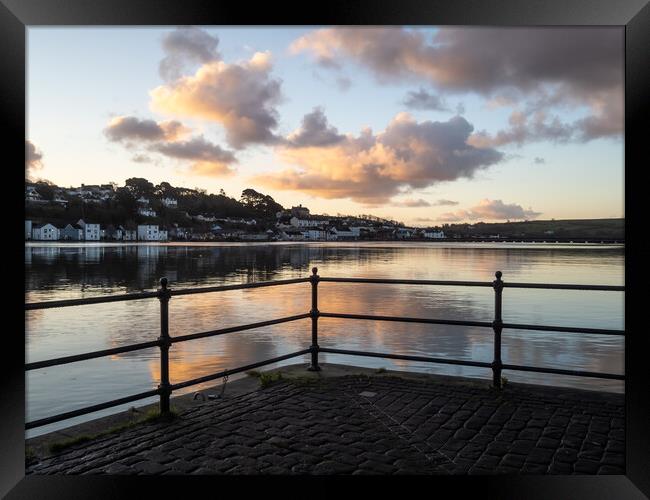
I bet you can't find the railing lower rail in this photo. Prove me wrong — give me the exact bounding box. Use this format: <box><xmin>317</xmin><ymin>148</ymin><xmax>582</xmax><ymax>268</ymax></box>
<box><xmin>24</xmin><ymin>268</ymin><xmax>625</xmax><ymax>430</ymax></box>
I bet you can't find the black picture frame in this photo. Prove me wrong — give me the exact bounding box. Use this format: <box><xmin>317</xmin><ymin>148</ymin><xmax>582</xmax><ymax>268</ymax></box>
<box><xmin>3</xmin><ymin>0</ymin><xmax>649</xmax><ymax>497</ymax></box>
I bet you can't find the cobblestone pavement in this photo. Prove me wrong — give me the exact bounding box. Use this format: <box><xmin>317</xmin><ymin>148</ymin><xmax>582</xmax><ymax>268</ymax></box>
<box><xmin>27</xmin><ymin>375</ymin><xmax>624</xmax><ymax>475</ymax></box>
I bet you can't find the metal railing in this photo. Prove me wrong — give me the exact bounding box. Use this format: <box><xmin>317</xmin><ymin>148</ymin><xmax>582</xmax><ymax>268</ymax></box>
<box><xmin>24</xmin><ymin>269</ymin><xmax>625</xmax><ymax>430</ymax></box>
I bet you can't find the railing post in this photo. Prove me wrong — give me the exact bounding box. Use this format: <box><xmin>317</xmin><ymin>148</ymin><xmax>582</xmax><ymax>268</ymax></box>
<box><xmin>308</xmin><ymin>267</ymin><xmax>321</xmax><ymax>371</ymax></box>
<box><xmin>492</xmin><ymin>271</ymin><xmax>504</xmax><ymax>389</ymax></box>
<box><xmin>158</xmin><ymin>277</ymin><xmax>172</xmax><ymax>415</ymax></box>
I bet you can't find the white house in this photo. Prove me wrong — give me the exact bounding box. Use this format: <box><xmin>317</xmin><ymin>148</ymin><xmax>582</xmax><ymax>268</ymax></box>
<box><xmin>290</xmin><ymin>217</ymin><xmax>329</xmax><ymax>228</ymax></box>
<box><xmin>136</xmin><ymin>196</ymin><xmax>150</xmax><ymax>205</ymax></box>
<box><xmin>424</xmin><ymin>230</ymin><xmax>445</xmax><ymax>239</ymax></box>
<box><xmin>25</xmin><ymin>186</ymin><xmax>45</xmax><ymax>203</ymax></box>
<box><xmin>77</xmin><ymin>219</ymin><xmax>101</xmax><ymax>240</ymax></box>
<box><xmin>162</xmin><ymin>197</ymin><xmax>178</xmax><ymax>208</ymax></box>
<box><xmin>137</xmin><ymin>224</ymin><xmax>160</xmax><ymax>241</ymax></box>
<box><xmin>331</xmin><ymin>226</ymin><xmax>357</xmax><ymax>240</ymax></box>
<box><xmin>158</xmin><ymin>229</ymin><xmax>168</xmax><ymax>241</ymax></box>
<box><xmin>279</xmin><ymin>228</ymin><xmax>304</xmax><ymax>241</ymax></box>
<box><xmin>61</xmin><ymin>224</ymin><xmax>83</xmax><ymax>241</ymax></box>
<box><xmin>32</xmin><ymin>223</ymin><xmax>60</xmax><ymax>240</ymax></box>
<box><xmin>25</xmin><ymin>220</ymin><xmax>32</xmax><ymax>240</ymax></box>
<box><xmin>302</xmin><ymin>228</ymin><xmax>330</xmax><ymax>240</ymax></box>
<box><xmin>138</xmin><ymin>207</ymin><xmax>157</xmax><ymax>217</ymax></box>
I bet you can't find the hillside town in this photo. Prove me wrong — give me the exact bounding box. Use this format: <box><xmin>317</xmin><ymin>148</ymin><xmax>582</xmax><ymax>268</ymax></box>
<box><xmin>25</xmin><ymin>180</ymin><xmax>446</xmax><ymax>242</ymax></box>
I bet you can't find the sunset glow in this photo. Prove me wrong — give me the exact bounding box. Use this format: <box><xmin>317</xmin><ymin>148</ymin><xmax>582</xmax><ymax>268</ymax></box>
<box><xmin>27</xmin><ymin>26</ymin><xmax>624</xmax><ymax>224</ymax></box>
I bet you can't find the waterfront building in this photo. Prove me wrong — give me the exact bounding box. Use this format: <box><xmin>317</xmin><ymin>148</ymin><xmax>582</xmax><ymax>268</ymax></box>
<box><xmin>302</xmin><ymin>228</ymin><xmax>330</xmax><ymax>240</ymax></box>
<box><xmin>76</xmin><ymin>219</ymin><xmax>101</xmax><ymax>240</ymax></box>
<box><xmin>331</xmin><ymin>226</ymin><xmax>357</xmax><ymax>240</ymax></box>
<box><xmin>279</xmin><ymin>228</ymin><xmax>304</xmax><ymax>240</ymax></box>
<box><xmin>25</xmin><ymin>220</ymin><xmax>32</xmax><ymax>240</ymax></box>
<box><xmin>423</xmin><ymin>230</ymin><xmax>445</xmax><ymax>239</ymax></box>
<box><xmin>32</xmin><ymin>223</ymin><xmax>60</xmax><ymax>240</ymax></box>
<box><xmin>137</xmin><ymin>224</ymin><xmax>160</xmax><ymax>241</ymax></box>
<box><xmin>61</xmin><ymin>223</ymin><xmax>83</xmax><ymax>241</ymax></box>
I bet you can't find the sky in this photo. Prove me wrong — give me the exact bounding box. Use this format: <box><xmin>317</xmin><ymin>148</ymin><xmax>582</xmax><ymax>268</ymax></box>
<box><xmin>26</xmin><ymin>26</ymin><xmax>624</xmax><ymax>226</ymax></box>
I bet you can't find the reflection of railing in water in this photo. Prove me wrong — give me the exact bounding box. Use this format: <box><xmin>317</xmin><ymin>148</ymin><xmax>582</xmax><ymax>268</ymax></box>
<box><xmin>24</xmin><ymin>269</ymin><xmax>625</xmax><ymax>430</ymax></box>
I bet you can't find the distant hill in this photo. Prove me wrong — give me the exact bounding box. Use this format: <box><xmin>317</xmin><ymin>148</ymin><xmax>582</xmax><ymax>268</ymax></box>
<box><xmin>441</xmin><ymin>218</ymin><xmax>624</xmax><ymax>239</ymax></box>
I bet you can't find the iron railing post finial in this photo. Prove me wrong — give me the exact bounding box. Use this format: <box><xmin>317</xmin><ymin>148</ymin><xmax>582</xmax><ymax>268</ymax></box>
<box><xmin>308</xmin><ymin>267</ymin><xmax>321</xmax><ymax>371</ymax></box>
<box><xmin>492</xmin><ymin>271</ymin><xmax>504</xmax><ymax>389</ymax></box>
<box><xmin>158</xmin><ymin>277</ymin><xmax>172</xmax><ymax>415</ymax></box>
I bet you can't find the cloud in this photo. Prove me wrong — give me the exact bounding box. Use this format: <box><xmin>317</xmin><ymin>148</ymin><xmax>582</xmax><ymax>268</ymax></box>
<box><xmin>394</xmin><ymin>198</ymin><xmax>432</xmax><ymax>207</ymax></box>
<box><xmin>131</xmin><ymin>154</ymin><xmax>154</xmax><ymax>163</ymax></box>
<box><xmin>467</xmin><ymin>94</ymin><xmax>623</xmax><ymax>147</ymax></box>
<box><xmin>534</xmin><ymin>157</ymin><xmax>546</xmax><ymax>164</ymax></box>
<box><xmin>413</xmin><ymin>217</ymin><xmax>436</xmax><ymax>222</ymax></box>
<box><xmin>103</xmin><ymin>115</ymin><xmax>236</xmax><ymax>176</ymax></box>
<box><xmin>26</xmin><ymin>140</ymin><xmax>43</xmax><ymax>173</ymax></box>
<box><xmin>150</xmin><ymin>51</ymin><xmax>283</xmax><ymax>149</ymax></box>
<box><xmin>254</xmin><ymin>112</ymin><xmax>503</xmax><ymax>205</ymax></box>
<box><xmin>285</xmin><ymin>107</ymin><xmax>345</xmax><ymax>148</ymax></box>
<box><xmin>151</xmin><ymin>136</ymin><xmax>237</xmax><ymax>176</ymax></box>
<box><xmin>435</xmin><ymin>199</ymin><xmax>459</xmax><ymax>206</ymax></box>
<box><xmin>159</xmin><ymin>27</ymin><xmax>221</xmax><ymax>81</ymax></box>
<box><xmin>291</xmin><ymin>27</ymin><xmax>623</xmax><ymax>142</ymax></box>
<box><xmin>403</xmin><ymin>88</ymin><xmax>449</xmax><ymax>111</ymax></box>
<box><xmin>439</xmin><ymin>199</ymin><xmax>541</xmax><ymax>222</ymax></box>
<box><xmin>291</xmin><ymin>27</ymin><xmax>622</xmax><ymax>95</ymax></box>
<box><xmin>468</xmin><ymin>109</ymin><xmax>576</xmax><ymax>147</ymax></box>
<box><xmin>104</xmin><ymin>116</ymin><xmax>190</xmax><ymax>144</ymax></box>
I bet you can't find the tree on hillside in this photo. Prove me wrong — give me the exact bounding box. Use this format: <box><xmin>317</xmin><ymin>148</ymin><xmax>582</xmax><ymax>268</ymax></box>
<box><xmin>125</xmin><ymin>178</ymin><xmax>155</xmax><ymax>199</ymax></box>
<box><xmin>240</xmin><ymin>188</ymin><xmax>283</xmax><ymax>218</ymax></box>
<box><xmin>154</xmin><ymin>181</ymin><xmax>178</xmax><ymax>199</ymax></box>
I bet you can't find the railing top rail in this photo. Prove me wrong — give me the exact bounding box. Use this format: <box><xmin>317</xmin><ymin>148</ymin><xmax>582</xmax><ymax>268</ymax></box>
<box><xmin>319</xmin><ymin>277</ymin><xmax>493</xmax><ymax>287</ymax></box>
<box><xmin>25</xmin><ymin>291</ymin><xmax>161</xmax><ymax>310</ymax></box>
<box><xmin>319</xmin><ymin>276</ymin><xmax>624</xmax><ymax>291</ymax></box>
<box><xmin>24</xmin><ymin>271</ymin><xmax>624</xmax><ymax>311</ymax></box>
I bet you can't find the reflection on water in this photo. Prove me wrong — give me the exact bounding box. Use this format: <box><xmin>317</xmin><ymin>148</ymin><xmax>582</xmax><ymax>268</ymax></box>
<box><xmin>25</xmin><ymin>242</ymin><xmax>624</xmax><ymax>437</ymax></box>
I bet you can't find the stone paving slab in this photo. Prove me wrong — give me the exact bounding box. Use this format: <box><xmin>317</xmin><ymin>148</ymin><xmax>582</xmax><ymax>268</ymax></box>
<box><xmin>26</xmin><ymin>368</ymin><xmax>624</xmax><ymax>475</ymax></box>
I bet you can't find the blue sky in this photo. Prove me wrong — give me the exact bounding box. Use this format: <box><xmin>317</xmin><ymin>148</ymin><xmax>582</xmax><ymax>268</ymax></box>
<box><xmin>27</xmin><ymin>26</ymin><xmax>624</xmax><ymax>225</ymax></box>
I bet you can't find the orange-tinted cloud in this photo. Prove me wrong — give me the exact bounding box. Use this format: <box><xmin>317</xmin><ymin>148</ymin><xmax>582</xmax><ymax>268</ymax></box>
<box><xmin>152</xmin><ymin>136</ymin><xmax>237</xmax><ymax>177</ymax></box>
<box><xmin>103</xmin><ymin>115</ymin><xmax>236</xmax><ymax>177</ymax></box>
<box><xmin>438</xmin><ymin>199</ymin><xmax>541</xmax><ymax>222</ymax></box>
<box><xmin>255</xmin><ymin>112</ymin><xmax>503</xmax><ymax>205</ymax></box>
<box><xmin>150</xmin><ymin>51</ymin><xmax>283</xmax><ymax>149</ymax></box>
<box><xmin>104</xmin><ymin>116</ymin><xmax>191</xmax><ymax>144</ymax></box>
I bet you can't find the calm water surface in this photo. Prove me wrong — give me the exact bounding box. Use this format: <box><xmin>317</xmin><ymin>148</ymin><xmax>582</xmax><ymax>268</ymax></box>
<box><xmin>25</xmin><ymin>242</ymin><xmax>625</xmax><ymax>437</ymax></box>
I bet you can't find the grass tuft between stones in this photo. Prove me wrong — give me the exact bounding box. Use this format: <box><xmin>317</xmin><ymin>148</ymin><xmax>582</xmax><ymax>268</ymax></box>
<box><xmin>45</xmin><ymin>407</ymin><xmax>179</xmax><ymax>455</ymax></box>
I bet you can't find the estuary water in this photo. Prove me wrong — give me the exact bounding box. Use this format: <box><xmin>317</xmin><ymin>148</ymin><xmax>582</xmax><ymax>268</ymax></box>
<box><xmin>25</xmin><ymin>242</ymin><xmax>625</xmax><ymax>437</ymax></box>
